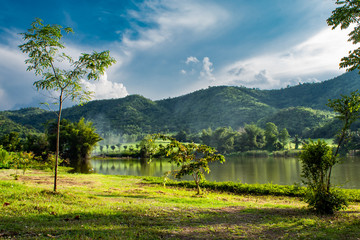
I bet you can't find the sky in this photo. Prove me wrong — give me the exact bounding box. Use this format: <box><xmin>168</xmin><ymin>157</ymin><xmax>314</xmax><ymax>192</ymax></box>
<box><xmin>0</xmin><ymin>0</ymin><xmax>355</xmax><ymax>110</ymax></box>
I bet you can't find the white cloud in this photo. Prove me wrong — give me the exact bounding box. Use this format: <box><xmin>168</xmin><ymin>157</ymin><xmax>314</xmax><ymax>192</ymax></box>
<box><xmin>81</xmin><ymin>72</ymin><xmax>128</xmax><ymax>100</ymax></box>
<box><xmin>200</xmin><ymin>57</ymin><xmax>215</xmax><ymax>82</ymax></box>
<box><xmin>218</xmin><ymin>26</ymin><xmax>355</xmax><ymax>89</ymax></box>
<box><xmin>121</xmin><ymin>1</ymin><xmax>228</xmax><ymax>51</ymax></box>
<box><xmin>185</xmin><ymin>56</ymin><xmax>199</xmax><ymax>64</ymax></box>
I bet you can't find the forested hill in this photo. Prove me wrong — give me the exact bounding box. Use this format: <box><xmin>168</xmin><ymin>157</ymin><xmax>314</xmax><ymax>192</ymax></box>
<box><xmin>1</xmin><ymin>71</ymin><xmax>360</xmax><ymax>137</ymax></box>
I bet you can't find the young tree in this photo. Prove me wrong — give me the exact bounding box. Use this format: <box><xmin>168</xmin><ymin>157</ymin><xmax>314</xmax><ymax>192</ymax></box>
<box><xmin>300</xmin><ymin>91</ymin><xmax>360</xmax><ymax>214</ymax></box>
<box><xmin>150</xmin><ymin>134</ymin><xmax>225</xmax><ymax>195</ymax></box>
<box><xmin>19</xmin><ymin>18</ymin><xmax>116</xmax><ymax>191</ymax></box>
<box><xmin>299</xmin><ymin>140</ymin><xmax>347</xmax><ymax>214</ymax></box>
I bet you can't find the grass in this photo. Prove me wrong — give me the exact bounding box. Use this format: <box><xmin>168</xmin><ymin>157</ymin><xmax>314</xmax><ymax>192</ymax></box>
<box><xmin>1</xmin><ymin>169</ymin><xmax>360</xmax><ymax>239</ymax></box>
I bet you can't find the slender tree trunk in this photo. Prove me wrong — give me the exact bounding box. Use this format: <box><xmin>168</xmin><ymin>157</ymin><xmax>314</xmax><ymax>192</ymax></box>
<box><xmin>54</xmin><ymin>94</ymin><xmax>63</xmax><ymax>192</ymax></box>
<box><xmin>327</xmin><ymin>119</ymin><xmax>349</xmax><ymax>192</ymax></box>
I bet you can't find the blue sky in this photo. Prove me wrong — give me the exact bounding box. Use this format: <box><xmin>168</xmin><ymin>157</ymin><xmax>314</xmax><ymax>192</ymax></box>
<box><xmin>0</xmin><ymin>0</ymin><xmax>354</xmax><ymax>110</ymax></box>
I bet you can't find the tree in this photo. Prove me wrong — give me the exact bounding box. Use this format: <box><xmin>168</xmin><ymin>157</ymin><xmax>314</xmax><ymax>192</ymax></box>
<box><xmin>299</xmin><ymin>140</ymin><xmax>347</xmax><ymax>214</ymax></box>
<box><xmin>201</xmin><ymin>127</ymin><xmax>238</xmax><ymax>154</ymax></box>
<box><xmin>327</xmin><ymin>0</ymin><xmax>360</xmax><ymax>73</ymax></box>
<box><xmin>111</xmin><ymin>145</ymin><xmax>116</xmax><ymax>152</ymax></box>
<box><xmin>174</xmin><ymin>130</ymin><xmax>188</xmax><ymax>142</ymax></box>
<box><xmin>139</xmin><ymin>135</ymin><xmax>158</xmax><ymax>158</ymax></box>
<box><xmin>19</xmin><ymin>18</ymin><xmax>116</xmax><ymax>191</ymax></box>
<box><xmin>264</xmin><ymin>122</ymin><xmax>279</xmax><ymax>151</ymax></box>
<box><xmin>278</xmin><ymin>128</ymin><xmax>290</xmax><ymax>149</ymax></box>
<box><xmin>0</xmin><ymin>132</ymin><xmax>22</xmax><ymax>152</ymax></box>
<box><xmin>292</xmin><ymin>135</ymin><xmax>301</xmax><ymax>150</ymax></box>
<box><xmin>150</xmin><ymin>134</ymin><xmax>225</xmax><ymax>195</ymax></box>
<box><xmin>239</xmin><ymin>124</ymin><xmax>266</xmax><ymax>151</ymax></box>
<box><xmin>100</xmin><ymin>145</ymin><xmax>104</xmax><ymax>154</ymax></box>
<box><xmin>299</xmin><ymin>92</ymin><xmax>360</xmax><ymax>214</ymax></box>
<box><xmin>327</xmin><ymin>91</ymin><xmax>360</xmax><ymax>188</ymax></box>
<box><xmin>47</xmin><ymin>118</ymin><xmax>102</xmax><ymax>173</ymax></box>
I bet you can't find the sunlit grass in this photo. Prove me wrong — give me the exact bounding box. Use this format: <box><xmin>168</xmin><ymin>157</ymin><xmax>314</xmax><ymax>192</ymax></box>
<box><xmin>0</xmin><ymin>169</ymin><xmax>359</xmax><ymax>239</ymax></box>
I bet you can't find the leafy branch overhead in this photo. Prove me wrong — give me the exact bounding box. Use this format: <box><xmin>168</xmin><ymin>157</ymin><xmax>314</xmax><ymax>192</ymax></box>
<box><xmin>327</xmin><ymin>0</ymin><xmax>360</xmax><ymax>72</ymax></box>
<box><xmin>149</xmin><ymin>134</ymin><xmax>225</xmax><ymax>194</ymax></box>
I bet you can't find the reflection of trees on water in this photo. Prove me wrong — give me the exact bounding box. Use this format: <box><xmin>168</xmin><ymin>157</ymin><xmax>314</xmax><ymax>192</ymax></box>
<box><xmin>91</xmin><ymin>157</ymin><xmax>360</xmax><ymax>188</ymax></box>
<box><xmin>92</xmin><ymin>158</ymin><xmax>174</xmax><ymax>177</ymax></box>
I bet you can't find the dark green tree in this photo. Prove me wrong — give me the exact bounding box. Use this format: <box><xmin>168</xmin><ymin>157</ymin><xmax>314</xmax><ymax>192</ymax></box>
<box><xmin>292</xmin><ymin>135</ymin><xmax>301</xmax><ymax>150</ymax></box>
<box><xmin>278</xmin><ymin>128</ymin><xmax>290</xmax><ymax>149</ymax></box>
<box><xmin>47</xmin><ymin>118</ymin><xmax>102</xmax><ymax>172</ymax></box>
<box><xmin>239</xmin><ymin>124</ymin><xmax>266</xmax><ymax>151</ymax></box>
<box><xmin>19</xmin><ymin>18</ymin><xmax>116</xmax><ymax>191</ymax></box>
<box><xmin>264</xmin><ymin>122</ymin><xmax>279</xmax><ymax>151</ymax></box>
<box><xmin>0</xmin><ymin>132</ymin><xmax>22</xmax><ymax>152</ymax></box>
<box><xmin>174</xmin><ymin>130</ymin><xmax>188</xmax><ymax>142</ymax></box>
<box><xmin>23</xmin><ymin>133</ymin><xmax>48</xmax><ymax>161</ymax></box>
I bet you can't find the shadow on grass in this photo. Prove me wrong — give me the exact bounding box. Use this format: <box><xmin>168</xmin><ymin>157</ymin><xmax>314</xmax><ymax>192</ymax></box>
<box><xmin>1</xmin><ymin>206</ymin><xmax>359</xmax><ymax>240</ymax></box>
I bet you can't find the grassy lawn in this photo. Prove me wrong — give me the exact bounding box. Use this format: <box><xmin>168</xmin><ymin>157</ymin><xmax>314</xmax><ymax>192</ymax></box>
<box><xmin>0</xmin><ymin>168</ymin><xmax>359</xmax><ymax>239</ymax></box>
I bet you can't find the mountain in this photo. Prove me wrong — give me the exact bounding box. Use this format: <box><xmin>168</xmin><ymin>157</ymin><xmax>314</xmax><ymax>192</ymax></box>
<box><xmin>2</xmin><ymin>71</ymin><xmax>360</xmax><ymax>138</ymax></box>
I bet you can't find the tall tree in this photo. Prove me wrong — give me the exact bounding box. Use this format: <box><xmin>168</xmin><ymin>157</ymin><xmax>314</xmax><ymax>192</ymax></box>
<box><xmin>19</xmin><ymin>18</ymin><xmax>116</xmax><ymax>191</ymax></box>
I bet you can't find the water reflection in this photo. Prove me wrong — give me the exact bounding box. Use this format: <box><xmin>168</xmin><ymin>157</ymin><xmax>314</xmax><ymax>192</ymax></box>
<box><xmin>91</xmin><ymin>156</ymin><xmax>360</xmax><ymax>189</ymax></box>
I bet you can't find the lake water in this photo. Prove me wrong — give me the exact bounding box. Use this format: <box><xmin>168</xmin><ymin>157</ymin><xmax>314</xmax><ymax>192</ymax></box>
<box><xmin>91</xmin><ymin>156</ymin><xmax>360</xmax><ymax>189</ymax></box>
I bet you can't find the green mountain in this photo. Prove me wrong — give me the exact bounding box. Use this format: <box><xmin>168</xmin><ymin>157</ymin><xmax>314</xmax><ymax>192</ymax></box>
<box><xmin>2</xmin><ymin>71</ymin><xmax>360</xmax><ymax>138</ymax></box>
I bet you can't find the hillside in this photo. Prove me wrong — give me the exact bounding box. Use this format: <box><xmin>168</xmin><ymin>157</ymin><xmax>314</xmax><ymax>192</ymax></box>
<box><xmin>1</xmin><ymin>71</ymin><xmax>360</xmax><ymax>137</ymax></box>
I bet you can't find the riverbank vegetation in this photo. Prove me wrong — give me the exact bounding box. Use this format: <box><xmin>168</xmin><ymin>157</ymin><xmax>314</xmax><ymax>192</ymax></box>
<box><xmin>1</xmin><ymin>168</ymin><xmax>360</xmax><ymax>239</ymax></box>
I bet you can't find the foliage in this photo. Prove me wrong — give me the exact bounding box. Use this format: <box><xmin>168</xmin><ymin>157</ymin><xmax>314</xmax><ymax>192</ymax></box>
<box><xmin>327</xmin><ymin>0</ymin><xmax>360</xmax><ymax>72</ymax></box>
<box><xmin>0</xmin><ymin>146</ymin><xmax>12</xmax><ymax>168</ymax></box>
<box><xmin>11</xmin><ymin>151</ymin><xmax>36</xmax><ymax>175</ymax></box>
<box><xmin>0</xmin><ymin>132</ymin><xmax>22</xmax><ymax>152</ymax></box>
<box><xmin>3</xmin><ymin>71</ymin><xmax>360</xmax><ymax>139</ymax></box>
<box><xmin>237</xmin><ymin>124</ymin><xmax>266</xmax><ymax>151</ymax></box>
<box><xmin>299</xmin><ymin>140</ymin><xmax>348</xmax><ymax>214</ymax></box>
<box><xmin>278</xmin><ymin>128</ymin><xmax>290</xmax><ymax>149</ymax></box>
<box><xmin>19</xmin><ymin>18</ymin><xmax>115</xmax><ymax>191</ymax></box>
<box><xmin>139</xmin><ymin>135</ymin><xmax>159</xmax><ymax>158</ymax></box>
<box><xmin>47</xmin><ymin>118</ymin><xmax>102</xmax><ymax>172</ymax></box>
<box><xmin>264</xmin><ymin>122</ymin><xmax>281</xmax><ymax>151</ymax></box>
<box><xmin>150</xmin><ymin>134</ymin><xmax>225</xmax><ymax>194</ymax></box>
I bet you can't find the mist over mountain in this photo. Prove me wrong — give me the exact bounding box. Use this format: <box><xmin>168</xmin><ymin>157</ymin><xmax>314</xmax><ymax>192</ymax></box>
<box><xmin>1</xmin><ymin>71</ymin><xmax>360</xmax><ymax>138</ymax></box>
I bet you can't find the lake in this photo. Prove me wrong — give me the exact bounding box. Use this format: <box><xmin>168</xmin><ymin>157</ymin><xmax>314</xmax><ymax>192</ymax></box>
<box><xmin>91</xmin><ymin>156</ymin><xmax>360</xmax><ymax>189</ymax></box>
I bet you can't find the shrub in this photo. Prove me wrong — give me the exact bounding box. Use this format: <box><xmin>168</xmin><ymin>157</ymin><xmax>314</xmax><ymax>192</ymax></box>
<box><xmin>299</xmin><ymin>140</ymin><xmax>348</xmax><ymax>214</ymax></box>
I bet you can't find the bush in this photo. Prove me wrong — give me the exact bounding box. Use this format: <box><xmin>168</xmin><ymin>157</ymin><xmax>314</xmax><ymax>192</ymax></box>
<box><xmin>299</xmin><ymin>139</ymin><xmax>348</xmax><ymax>214</ymax></box>
<box><xmin>305</xmin><ymin>188</ymin><xmax>348</xmax><ymax>214</ymax></box>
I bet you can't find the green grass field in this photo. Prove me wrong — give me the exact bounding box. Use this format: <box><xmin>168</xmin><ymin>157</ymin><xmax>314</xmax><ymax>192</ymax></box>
<box><xmin>1</xmin><ymin>168</ymin><xmax>359</xmax><ymax>239</ymax></box>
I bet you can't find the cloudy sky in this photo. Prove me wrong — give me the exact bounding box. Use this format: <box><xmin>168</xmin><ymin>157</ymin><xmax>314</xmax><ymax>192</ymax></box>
<box><xmin>0</xmin><ymin>0</ymin><xmax>355</xmax><ymax>110</ymax></box>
